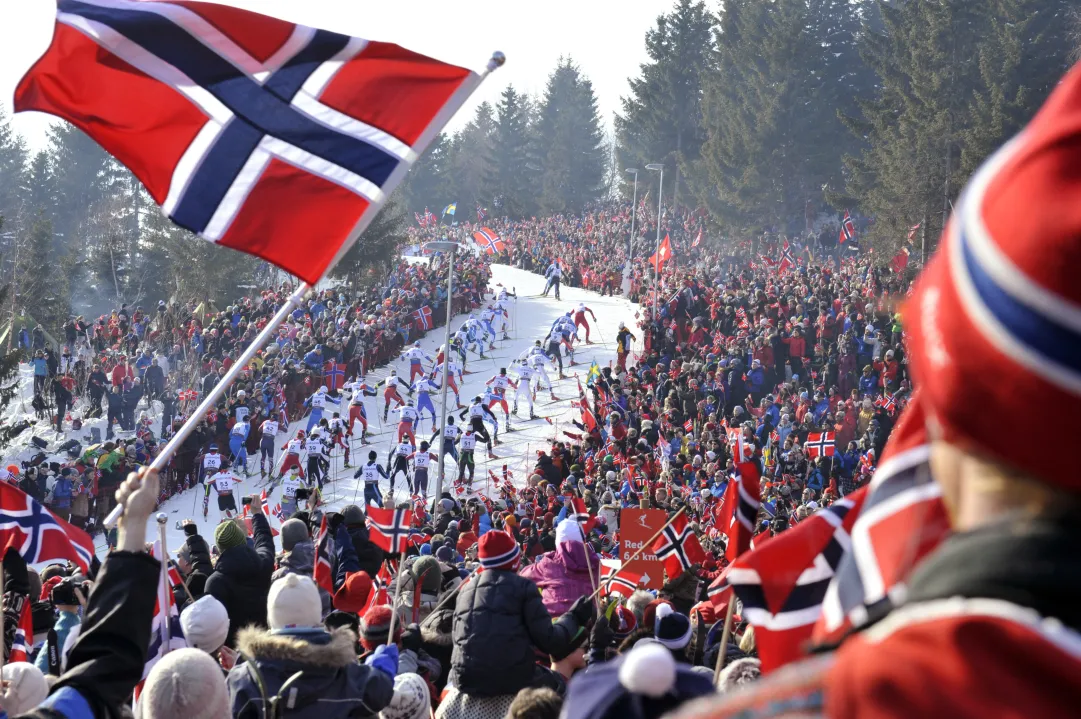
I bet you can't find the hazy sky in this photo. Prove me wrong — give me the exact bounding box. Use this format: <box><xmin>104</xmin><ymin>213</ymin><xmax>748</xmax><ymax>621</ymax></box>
<box><xmin>0</xmin><ymin>0</ymin><xmax>671</xmax><ymax>151</ymax></box>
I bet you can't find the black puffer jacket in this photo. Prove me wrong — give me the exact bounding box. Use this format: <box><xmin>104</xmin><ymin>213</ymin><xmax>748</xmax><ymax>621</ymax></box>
<box><xmin>345</xmin><ymin>523</ymin><xmax>386</xmax><ymax>578</ymax></box>
<box><xmin>450</xmin><ymin>569</ymin><xmax>580</xmax><ymax>697</ymax></box>
<box><xmin>206</xmin><ymin>514</ymin><xmax>275</xmax><ymax>646</ymax></box>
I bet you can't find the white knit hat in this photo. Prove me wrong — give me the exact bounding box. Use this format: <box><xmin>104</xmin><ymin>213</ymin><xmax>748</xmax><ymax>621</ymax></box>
<box><xmin>268</xmin><ymin>573</ymin><xmax>322</xmax><ymax>630</ymax></box>
<box><xmin>555</xmin><ymin>517</ymin><xmax>584</xmax><ymax>545</ymax></box>
<box><xmin>0</xmin><ymin>662</ymin><xmax>47</xmax><ymax>714</ymax></box>
<box><xmin>137</xmin><ymin>648</ymin><xmax>229</xmax><ymax>719</ymax></box>
<box><xmin>380</xmin><ymin>672</ymin><xmax>430</xmax><ymax>719</ymax></box>
<box><xmin>180</xmin><ymin>595</ymin><xmax>230</xmax><ymax>653</ymax></box>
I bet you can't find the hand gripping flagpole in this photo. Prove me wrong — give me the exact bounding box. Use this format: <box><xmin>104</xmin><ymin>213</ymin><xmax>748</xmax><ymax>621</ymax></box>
<box><xmin>105</xmin><ymin>50</ymin><xmax>506</xmax><ymax>528</ymax></box>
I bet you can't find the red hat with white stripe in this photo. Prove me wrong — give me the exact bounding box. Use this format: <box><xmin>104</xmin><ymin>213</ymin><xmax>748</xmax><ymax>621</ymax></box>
<box><xmin>477</xmin><ymin>530</ymin><xmax>520</xmax><ymax>571</ymax></box>
<box><xmin>907</xmin><ymin>62</ymin><xmax>1081</xmax><ymax>491</ymax></box>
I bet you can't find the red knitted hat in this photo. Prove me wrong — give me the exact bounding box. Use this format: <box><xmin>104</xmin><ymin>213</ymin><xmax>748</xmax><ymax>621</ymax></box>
<box><xmin>907</xmin><ymin>61</ymin><xmax>1081</xmax><ymax>491</ymax></box>
<box><xmin>477</xmin><ymin>530</ymin><xmax>520</xmax><ymax>571</ymax></box>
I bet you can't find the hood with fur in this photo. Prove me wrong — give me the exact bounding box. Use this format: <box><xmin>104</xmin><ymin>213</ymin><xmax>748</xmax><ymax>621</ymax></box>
<box><xmin>236</xmin><ymin>625</ymin><xmax>356</xmax><ymax>669</ymax></box>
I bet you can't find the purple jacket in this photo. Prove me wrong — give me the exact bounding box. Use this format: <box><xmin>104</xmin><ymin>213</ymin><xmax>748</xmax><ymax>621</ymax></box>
<box><xmin>519</xmin><ymin>541</ymin><xmax>600</xmax><ymax>617</ymax></box>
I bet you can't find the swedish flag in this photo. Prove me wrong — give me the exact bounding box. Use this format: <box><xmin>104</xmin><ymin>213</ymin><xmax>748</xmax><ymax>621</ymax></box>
<box><xmin>587</xmin><ymin>360</ymin><xmax>601</xmax><ymax>386</ymax></box>
<box><xmin>443</xmin><ymin>203</ymin><xmax>457</xmax><ymax>216</ymax></box>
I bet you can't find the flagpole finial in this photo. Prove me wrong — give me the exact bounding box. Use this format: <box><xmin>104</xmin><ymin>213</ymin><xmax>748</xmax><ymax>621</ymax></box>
<box><xmin>488</xmin><ymin>52</ymin><xmax>506</xmax><ymax>71</ymax></box>
<box><xmin>156</xmin><ymin>512</ymin><xmax>168</xmax><ymax>524</ymax></box>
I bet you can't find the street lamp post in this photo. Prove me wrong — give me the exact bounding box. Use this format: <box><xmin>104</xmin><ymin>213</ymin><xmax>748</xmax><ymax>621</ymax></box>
<box><xmin>646</xmin><ymin>163</ymin><xmax>664</xmax><ymax>317</ymax></box>
<box><xmin>623</xmin><ymin>168</ymin><xmax>639</xmax><ymax>296</ymax></box>
<box><xmin>423</xmin><ymin>240</ymin><xmax>461</xmax><ymax>511</ymax></box>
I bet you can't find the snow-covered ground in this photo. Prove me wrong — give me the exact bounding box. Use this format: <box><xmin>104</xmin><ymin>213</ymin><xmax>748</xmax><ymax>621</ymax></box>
<box><xmin>1</xmin><ymin>264</ymin><xmax>642</xmax><ymax>558</ymax></box>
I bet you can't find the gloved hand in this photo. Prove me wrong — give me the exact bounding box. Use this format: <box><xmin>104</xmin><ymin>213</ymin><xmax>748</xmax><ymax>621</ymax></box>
<box><xmin>327</xmin><ymin>512</ymin><xmax>344</xmax><ymax>531</ymax></box>
<box><xmin>365</xmin><ymin>642</ymin><xmax>399</xmax><ymax>679</ymax></box>
<box><xmin>400</xmin><ymin>623</ymin><xmax>422</xmax><ymax>653</ymax></box>
<box><xmin>569</xmin><ymin>595</ymin><xmax>597</xmax><ymax>626</ymax></box>
<box><xmin>589</xmin><ymin>612</ymin><xmax>613</xmax><ymax>653</ymax></box>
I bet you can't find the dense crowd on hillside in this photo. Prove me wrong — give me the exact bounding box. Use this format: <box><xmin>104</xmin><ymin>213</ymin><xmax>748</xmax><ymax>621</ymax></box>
<box><xmin>7</xmin><ymin>76</ymin><xmax>1081</xmax><ymax>719</ymax></box>
<box><xmin>9</xmin><ymin>254</ymin><xmax>491</xmax><ymax>535</ymax></box>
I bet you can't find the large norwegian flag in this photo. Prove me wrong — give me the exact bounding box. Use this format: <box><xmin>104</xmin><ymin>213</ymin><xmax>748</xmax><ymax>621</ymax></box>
<box><xmin>367</xmin><ymin>506</ymin><xmax>412</xmax><ymax>554</ymax></box>
<box><xmin>0</xmin><ymin>482</ymin><xmax>94</xmax><ymax>572</ymax></box>
<box><xmin>650</xmin><ymin>513</ymin><xmax>706</xmax><ymax>580</ymax></box>
<box><xmin>134</xmin><ymin>540</ymin><xmax>187</xmax><ymax>704</ymax></box>
<box><xmin>15</xmin><ymin>0</ymin><xmax>489</xmax><ymax>284</ymax></box>
<box><xmin>814</xmin><ymin>393</ymin><xmax>951</xmax><ymax>642</ymax></box>
<box><xmin>726</xmin><ymin>489</ymin><xmax>867</xmax><ymax>673</ymax></box>
<box><xmin>718</xmin><ymin>462</ymin><xmax>761</xmax><ymax>563</ymax></box>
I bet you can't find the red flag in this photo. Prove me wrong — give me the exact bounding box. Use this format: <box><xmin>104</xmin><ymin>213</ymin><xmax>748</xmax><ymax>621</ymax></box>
<box><xmin>323</xmin><ymin>362</ymin><xmax>346</xmax><ymax>392</ymax></box>
<box><xmin>726</xmin><ymin>490</ymin><xmax>867</xmax><ymax>673</ymax></box>
<box><xmin>8</xmin><ymin>600</ymin><xmax>33</xmax><ymax>663</ymax></box>
<box><xmin>473</xmin><ymin>227</ymin><xmax>506</xmax><ymax>255</ymax></box>
<box><xmin>600</xmin><ymin>559</ymin><xmax>645</xmax><ymax>599</ymax></box>
<box><xmin>692</xmin><ymin>229</ymin><xmax>702</xmax><ymax>248</ymax></box>
<box><xmin>0</xmin><ymin>482</ymin><xmax>94</xmax><ymax>572</ymax></box>
<box><xmin>651</xmin><ymin>513</ymin><xmax>706</xmax><ymax>580</ymax></box>
<box><xmin>890</xmin><ymin>245</ymin><xmax>911</xmax><ymax>273</ymax></box>
<box><xmin>719</xmin><ymin>462</ymin><xmax>761</xmax><ymax>563</ymax></box>
<box><xmin>648</xmin><ymin>234</ymin><xmax>674</xmax><ymax>271</ymax></box>
<box><xmin>313</xmin><ymin>516</ymin><xmax>334</xmax><ymax>594</ymax></box>
<box><xmin>412</xmin><ymin>305</ymin><xmax>433</xmax><ymax>330</ymax></box>
<box><xmin>367</xmin><ymin>506</ymin><xmax>412</xmax><ymax>553</ymax></box>
<box><xmin>570</xmin><ymin>497</ymin><xmax>598</xmax><ymax>535</ymax></box>
<box><xmin>15</xmin><ymin>1</ymin><xmax>481</xmax><ymax>284</ymax></box>
<box><xmin>839</xmin><ymin>209</ymin><xmax>857</xmax><ymax>243</ymax></box>
<box><xmin>815</xmin><ymin>394</ymin><xmax>951</xmax><ymax>642</ymax></box>
<box><xmin>803</xmin><ymin>431</ymin><xmax>836</xmax><ymax>458</ymax></box>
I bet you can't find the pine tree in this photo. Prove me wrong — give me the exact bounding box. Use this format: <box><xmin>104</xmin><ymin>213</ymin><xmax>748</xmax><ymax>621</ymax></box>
<box><xmin>449</xmin><ymin>101</ymin><xmax>497</xmax><ymax>212</ymax></box>
<box><xmin>697</xmin><ymin>0</ymin><xmax>842</xmax><ymax>232</ymax></box>
<box><xmin>491</xmin><ymin>85</ymin><xmax>534</xmax><ymax>218</ymax></box>
<box><xmin>0</xmin><ymin>109</ymin><xmax>28</xmax><ymax>224</ymax></box>
<box><xmin>615</xmin><ymin>0</ymin><xmax>715</xmax><ymax>209</ymax></box>
<box><xmin>0</xmin><ymin>279</ymin><xmax>25</xmax><ymax>435</ymax></box>
<box><xmin>535</xmin><ymin>58</ymin><xmax>607</xmax><ymax>214</ymax></box>
<box><xmin>400</xmin><ymin>132</ymin><xmax>454</xmax><ymax>217</ymax></box>
<box><xmin>961</xmin><ymin>0</ymin><xmax>1074</xmax><ymax>177</ymax></box>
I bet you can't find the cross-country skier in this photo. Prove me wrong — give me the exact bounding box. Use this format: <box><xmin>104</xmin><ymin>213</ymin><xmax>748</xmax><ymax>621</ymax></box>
<box><xmin>228</xmin><ymin>416</ymin><xmax>251</xmax><ymax>476</ymax></box>
<box><xmin>512</xmin><ymin>362</ymin><xmax>538</xmax><ymax>419</ymax></box>
<box><xmin>542</xmin><ymin>261</ymin><xmax>563</xmax><ymax>299</ymax></box>
<box><xmin>528</xmin><ymin>351</ymin><xmax>558</xmax><ymax>402</ymax></box>
<box><xmin>411</xmin><ymin>375</ymin><xmax>439</xmax><ymax>433</ymax></box>
<box><xmin>343</xmin><ymin>375</ymin><xmax>376</xmax><ymax>440</ymax></box>
<box><xmin>200</xmin><ymin>443</ymin><xmax>224</xmax><ymax>484</ymax></box>
<box><xmin>615</xmin><ymin>321</ymin><xmax>638</xmax><ymax>372</ymax></box>
<box><xmin>432</xmin><ymin>416</ymin><xmax>461</xmax><ymax>464</ymax></box>
<box><xmin>432</xmin><ymin>350</ymin><xmax>464</xmax><ymax>409</ymax></box>
<box><xmin>379</xmin><ymin>369</ymin><xmax>412</xmax><ymax>422</ymax></box>
<box><xmin>258</xmin><ymin>415</ymin><xmax>281</xmax><ymax>477</ymax></box>
<box><xmin>573</xmin><ymin>303</ymin><xmax>598</xmax><ymax>344</ymax></box>
<box><xmin>387</xmin><ymin>437</ymin><xmax>415</xmax><ymax>496</ymax></box>
<box><xmin>279</xmin><ymin>465</ymin><xmax>307</xmax><ymax>517</ymax></box>
<box><xmin>485</xmin><ymin>368</ymin><xmax>513</xmax><ymax>425</ymax></box>
<box><xmin>328</xmin><ymin>411</ymin><xmax>350</xmax><ymax>467</ymax></box>
<box><xmin>459</xmin><ymin>396</ymin><xmax>498</xmax><ymax>458</ymax></box>
<box><xmin>494</xmin><ymin>290</ymin><xmax>515</xmax><ymax>339</ymax></box>
<box><xmin>304</xmin><ymin>385</ymin><xmax>338</xmax><ymax>433</ymax></box>
<box><xmin>205</xmin><ymin>466</ymin><xmax>240</xmax><ymax>522</ymax></box>
<box><xmin>457</xmin><ymin>428</ymin><xmax>478</xmax><ymax>485</ymax></box>
<box><xmin>277</xmin><ymin>430</ymin><xmax>306</xmax><ymax>481</ymax></box>
<box><xmin>305</xmin><ymin>428</ymin><xmax>328</xmax><ymax>489</ymax></box>
<box><xmin>354</xmin><ymin>450</ymin><xmax>387</xmax><ymax>507</ymax></box>
<box><xmin>407</xmin><ymin>441</ymin><xmax>437</xmax><ymax>497</ymax></box>
<box><xmin>401</xmin><ymin>341</ymin><xmax>434</xmax><ymax>383</ymax></box>
<box><xmin>393</xmin><ymin>399</ymin><xmax>419</xmax><ymax>445</ymax></box>
<box><xmin>479</xmin><ymin>306</ymin><xmax>498</xmax><ymax>350</ymax></box>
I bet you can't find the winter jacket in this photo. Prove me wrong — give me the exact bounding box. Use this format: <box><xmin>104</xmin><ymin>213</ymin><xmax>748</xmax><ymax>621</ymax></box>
<box><xmin>271</xmin><ymin>540</ymin><xmax>332</xmax><ymax>616</ymax></box>
<box><xmin>27</xmin><ymin>551</ymin><xmax>159</xmax><ymax>719</ymax></box>
<box><xmin>228</xmin><ymin>627</ymin><xmax>393</xmax><ymax>719</ymax></box>
<box><xmin>345</xmin><ymin>523</ymin><xmax>386</xmax><ymax>579</ymax></box>
<box><xmin>450</xmin><ymin>568</ymin><xmax>582</xmax><ymax>697</ymax></box>
<box><xmin>518</xmin><ymin>541</ymin><xmax>600</xmax><ymax>618</ymax></box>
<box><xmin>206</xmin><ymin>513</ymin><xmax>275</xmax><ymax>646</ymax></box>
<box><xmin>35</xmin><ymin>609</ymin><xmax>81</xmax><ymax>674</ymax></box>
<box><xmin>50</xmin><ymin>477</ymin><xmax>74</xmax><ymax>509</ymax></box>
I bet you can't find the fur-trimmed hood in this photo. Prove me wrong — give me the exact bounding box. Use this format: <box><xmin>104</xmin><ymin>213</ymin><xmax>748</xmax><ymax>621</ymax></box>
<box><xmin>236</xmin><ymin>625</ymin><xmax>357</xmax><ymax>669</ymax></box>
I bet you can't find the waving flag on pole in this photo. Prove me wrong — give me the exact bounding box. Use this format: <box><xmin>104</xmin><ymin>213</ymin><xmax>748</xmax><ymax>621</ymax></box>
<box><xmin>648</xmin><ymin>234</ymin><xmax>674</xmax><ymax>271</ymax></box>
<box><xmin>412</xmin><ymin>305</ymin><xmax>433</xmax><ymax>330</ymax></box>
<box><xmin>718</xmin><ymin>462</ymin><xmax>761</xmax><ymax>562</ymax></box>
<box><xmin>472</xmin><ymin>227</ymin><xmax>505</xmax><ymax>254</ymax></box>
<box><xmin>839</xmin><ymin>209</ymin><xmax>857</xmax><ymax>243</ymax></box>
<box><xmin>650</xmin><ymin>513</ymin><xmax>706</xmax><ymax>580</ymax></box>
<box><xmin>15</xmin><ymin>0</ymin><xmax>500</xmax><ymax>285</ymax></box>
<box><xmin>726</xmin><ymin>490</ymin><xmax>867</xmax><ymax>673</ymax></box>
<box><xmin>442</xmin><ymin>203</ymin><xmax>457</xmax><ymax>217</ymax></box>
<box><xmin>367</xmin><ymin>506</ymin><xmax>412</xmax><ymax>553</ymax></box>
<box><xmin>0</xmin><ymin>482</ymin><xmax>95</xmax><ymax>572</ymax></box>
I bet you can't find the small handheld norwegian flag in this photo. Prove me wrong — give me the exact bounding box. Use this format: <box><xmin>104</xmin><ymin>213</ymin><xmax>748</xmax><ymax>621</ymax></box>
<box><xmin>367</xmin><ymin>506</ymin><xmax>413</xmax><ymax>554</ymax></box>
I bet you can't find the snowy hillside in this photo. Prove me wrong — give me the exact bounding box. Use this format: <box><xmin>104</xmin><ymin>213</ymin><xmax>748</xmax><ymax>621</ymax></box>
<box><xmin>2</xmin><ymin>264</ymin><xmax>642</xmax><ymax>558</ymax></box>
